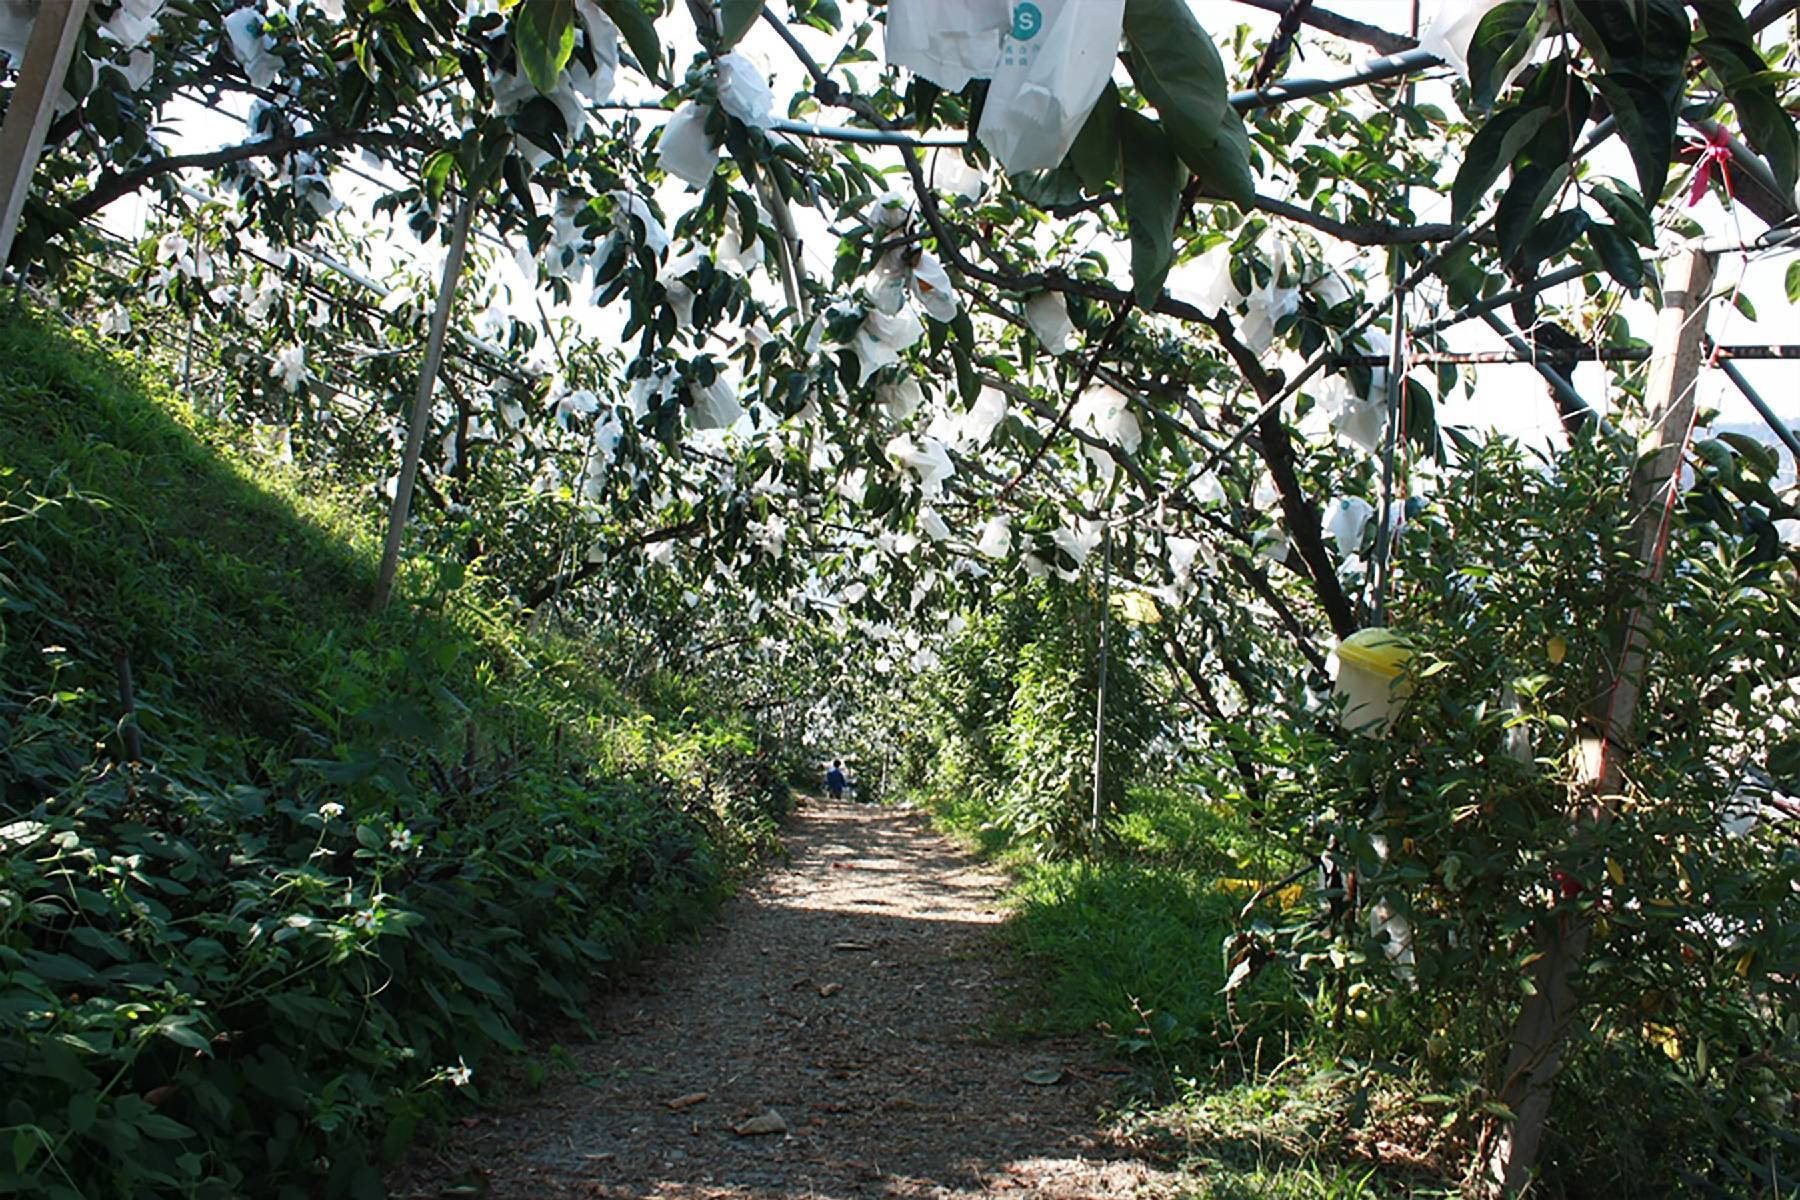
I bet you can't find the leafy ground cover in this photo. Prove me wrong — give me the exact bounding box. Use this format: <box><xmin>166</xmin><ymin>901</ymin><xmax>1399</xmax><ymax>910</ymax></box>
<box><xmin>0</xmin><ymin>317</ymin><xmax>793</xmax><ymax>1199</ymax></box>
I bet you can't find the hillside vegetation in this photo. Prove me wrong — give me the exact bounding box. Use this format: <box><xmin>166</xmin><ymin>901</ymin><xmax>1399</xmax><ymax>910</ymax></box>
<box><xmin>0</xmin><ymin>318</ymin><xmax>791</xmax><ymax>1199</ymax></box>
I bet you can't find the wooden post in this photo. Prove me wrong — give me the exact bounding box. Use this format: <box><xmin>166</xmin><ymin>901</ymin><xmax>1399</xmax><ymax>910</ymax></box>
<box><xmin>1484</xmin><ymin>248</ymin><xmax>1715</xmax><ymax>1195</ymax></box>
<box><xmin>1090</xmin><ymin>521</ymin><xmax>1112</xmax><ymax>851</ymax></box>
<box><xmin>374</xmin><ymin>195</ymin><xmax>476</xmax><ymax>608</ymax></box>
<box><xmin>0</xmin><ymin>0</ymin><xmax>92</xmax><ymax>270</ymax></box>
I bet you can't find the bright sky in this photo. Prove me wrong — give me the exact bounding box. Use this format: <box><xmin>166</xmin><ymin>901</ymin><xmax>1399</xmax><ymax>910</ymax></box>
<box><xmin>111</xmin><ymin>0</ymin><xmax>1799</xmax><ymax>467</ymax></box>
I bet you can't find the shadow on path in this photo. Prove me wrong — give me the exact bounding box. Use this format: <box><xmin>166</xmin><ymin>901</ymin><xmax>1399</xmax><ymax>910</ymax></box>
<box><xmin>394</xmin><ymin>800</ymin><xmax>1177</xmax><ymax>1198</ymax></box>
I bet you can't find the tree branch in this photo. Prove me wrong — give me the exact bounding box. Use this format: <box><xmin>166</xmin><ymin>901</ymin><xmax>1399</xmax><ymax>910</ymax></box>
<box><xmin>54</xmin><ymin>128</ymin><xmax>422</xmax><ymax>231</ymax></box>
<box><xmin>1230</xmin><ymin>0</ymin><xmax>1418</xmax><ymax>55</ymax></box>
<box><xmin>1202</xmin><ymin>313</ymin><xmax>1358</xmax><ymax>640</ymax></box>
<box><xmin>525</xmin><ymin>517</ymin><xmax>708</xmax><ymax>610</ymax></box>
<box><xmin>1251</xmin><ymin>193</ymin><xmax>1487</xmax><ymax>247</ymax></box>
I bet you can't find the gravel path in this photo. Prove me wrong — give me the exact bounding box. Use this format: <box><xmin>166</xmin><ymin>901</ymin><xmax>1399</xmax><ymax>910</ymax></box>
<box><xmin>395</xmin><ymin>798</ymin><xmax>1178</xmax><ymax>1198</ymax></box>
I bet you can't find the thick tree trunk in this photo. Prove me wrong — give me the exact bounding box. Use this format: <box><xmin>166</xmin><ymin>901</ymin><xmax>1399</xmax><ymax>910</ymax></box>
<box><xmin>1483</xmin><ymin>248</ymin><xmax>1715</xmax><ymax>1193</ymax></box>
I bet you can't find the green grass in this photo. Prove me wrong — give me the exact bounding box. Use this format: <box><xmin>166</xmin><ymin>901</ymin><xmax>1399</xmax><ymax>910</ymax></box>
<box><xmin>913</xmin><ymin>778</ymin><xmax>1461</xmax><ymax>1198</ymax></box>
<box><xmin>0</xmin><ymin>316</ymin><xmax>790</xmax><ymax>1198</ymax></box>
<box><xmin>1005</xmin><ymin>859</ymin><xmax>1242</xmax><ymax>1047</ymax></box>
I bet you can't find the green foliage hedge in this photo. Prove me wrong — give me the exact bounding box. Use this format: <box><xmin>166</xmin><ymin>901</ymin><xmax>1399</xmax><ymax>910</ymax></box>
<box><xmin>0</xmin><ymin>319</ymin><xmax>789</xmax><ymax>1198</ymax></box>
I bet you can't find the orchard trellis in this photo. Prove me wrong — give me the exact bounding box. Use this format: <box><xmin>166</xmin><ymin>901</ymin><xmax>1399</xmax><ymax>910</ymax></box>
<box><xmin>3</xmin><ymin>0</ymin><xmax>1799</xmax><ymax>1192</ymax></box>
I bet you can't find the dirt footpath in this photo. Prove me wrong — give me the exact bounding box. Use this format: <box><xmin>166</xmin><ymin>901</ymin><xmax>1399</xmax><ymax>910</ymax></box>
<box><xmin>396</xmin><ymin>798</ymin><xmax>1177</xmax><ymax>1198</ymax></box>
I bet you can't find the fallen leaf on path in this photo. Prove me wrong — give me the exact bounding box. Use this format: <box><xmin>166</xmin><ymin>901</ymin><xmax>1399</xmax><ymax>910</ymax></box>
<box><xmin>832</xmin><ymin>941</ymin><xmax>875</xmax><ymax>952</ymax></box>
<box><xmin>664</xmin><ymin>1092</ymin><xmax>709</xmax><ymax>1111</ymax></box>
<box><xmin>1022</xmin><ymin>1067</ymin><xmax>1069</xmax><ymax>1086</ymax></box>
<box><xmin>817</xmin><ymin>982</ymin><xmax>843</xmax><ymax>997</ymax></box>
<box><xmin>732</xmin><ymin>1110</ymin><xmax>788</xmax><ymax>1137</ymax></box>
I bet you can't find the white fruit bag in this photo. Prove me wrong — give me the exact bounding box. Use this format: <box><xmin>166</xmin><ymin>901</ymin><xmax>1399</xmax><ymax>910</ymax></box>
<box><xmin>977</xmin><ymin>0</ymin><xmax>1126</xmax><ymax>174</ymax></box>
<box><xmin>658</xmin><ymin>103</ymin><xmax>720</xmax><ymax>189</ymax></box>
<box><xmin>886</xmin><ymin>0</ymin><xmax>1013</xmax><ymax>91</ymax></box>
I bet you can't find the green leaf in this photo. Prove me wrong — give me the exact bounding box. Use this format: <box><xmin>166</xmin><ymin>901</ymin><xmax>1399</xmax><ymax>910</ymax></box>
<box><xmin>473</xmin><ymin>1004</ymin><xmax>525</xmax><ymax>1052</ymax></box>
<box><xmin>155</xmin><ymin>1015</ymin><xmax>215</xmax><ymax>1055</ymax></box>
<box><xmin>22</xmin><ymin>951</ymin><xmax>105</xmax><ymax>986</ymax></box>
<box><xmin>1069</xmin><ymin>83</ymin><xmax>1121</xmax><ymax>194</ymax></box>
<box><xmin>11</xmin><ymin>1129</ymin><xmax>36</xmax><ymax>1176</ymax></box>
<box><xmin>1466</xmin><ymin>1</ymin><xmax>1542</xmax><ymax>110</ymax></box>
<box><xmin>1495</xmin><ymin>162</ymin><xmax>1567</xmax><ymax>262</ymax></box>
<box><xmin>1010</xmin><ymin>165</ymin><xmax>1085</xmax><ymax>209</ymax></box>
<box><xmin>1591</xmin><ymin>74</ymin><xmax>1676</xmax><ymax>202</ymax></box>
<box><xmin>1587</xmin><ymin>222</ymin><xmax>1644</xmax><ymax>291</ymax></box>
<box><xmin>720</xmin><ymin>0</ymin><xmax>763</xmax><ymax>48</ymax></box>
<box><xmin>1123</xmin><ymin>0</ymin><xmax>1253</xmax><ymax>206</ymax></box>
<box><xmin>599</xmin><ymin>0</ymin><xmax>665</xmax><ymax>85</ymax></box>
<box><xmin>1452</xmin><ymin>104</ymin><xmax>1551</xmax><ymax>220</ymax></box>
<box><xmin>1118</xmin><ymin>110</ymin><xmax>1184</xmax><ymax>308</ymax></box>
<box><xmin>1718</xmin><ymin>432</ymin><xmax>1781</xmax><ymax>480</ymax></box>
<box><xmin>1786</xmin><ymin>260</ymin><xmax>1800</xmax><ymax>305</ymax></box>
<box><xmin>950</xmin><ymin>310</ymin><xmax>980</xmax><ymax>405</ymax></box>
<box><xmin>135</xmin><ymin>1113</ymin><xmax>195</xmax><ymax>1141</ymax></box>
<box><xmin>1569</xmin><ymin>0</ymin><xmax>1688</xmax><ymax>85</ymax></box>
<box><xmin>67</xmin><ymin>1093</ymin><xmax>98</xmax><ymax>1136</ymax></box>
<box><xmin>502</xmin><ymin>154</ymin><xmax>538</xmax><ymax>220</ymax></box>
<box><xmin>1519</xmin><ymin>208</ymin><xmax>1590</xmax><ymax>264</ymax></box>
<box><xmin>512</xmin><ymin>0</ymin><xmax>577</xmax><ymax>95</ymax></box>
<box><xmin>1590</xmin><ymin>181</ymin><xmax>1655</xmax><ymax>246</ymax></box>
<box><xmin>421</xmin><ymin>149</ymin><xmax>455</xmax><ymax>199</ymax></box>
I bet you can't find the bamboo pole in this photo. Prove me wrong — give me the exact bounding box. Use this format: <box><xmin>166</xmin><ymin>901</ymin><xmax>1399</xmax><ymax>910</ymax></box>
<box><xmin>1090</xmin><ymin>522</ymin><xmax>1113</xmax><ymax>852</ymax></box>
<box><xmin>1370</xmin><ymin>0</ymin><xmax>1420</xmax><ymax>624</ymax></box>
<box><xmin>0</xmin><ymin>0</ymin><xmax>93</xmax><ymax>271</ymax></box>
<box><xmin>374</xmin><ymin>195</ymin><xmax>477</xmax><ymax>609</ymax></box>
<box><xmin>1483</xmin><ymin>247</ymin><xmax>1715</xmax><ymax>1196</ymax></box>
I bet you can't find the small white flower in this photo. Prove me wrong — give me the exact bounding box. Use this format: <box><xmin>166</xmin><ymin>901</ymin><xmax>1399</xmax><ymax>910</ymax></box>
<box><xmin>101</xmin><ymin>304</ymin><xmax>132</xmax><ymax>336</ymax></box>
<box><xmin>446</xmin><ymin>1058</ymin><xmax>473</xmax><ymax>1087</ymax></box>
<box><xmin>318</xmin><ymin>802</ymin><xmax>345</xmax><ymax>820</ymax></box>
<box><xmin>349</xmin><ymin>909</ymin><xmax>378</xmax><ymax>932</ymax></box>
<box><xmin>389</xmin><ymin>826</ymin><xmax>415</xmax><ymax>852</ymax></box>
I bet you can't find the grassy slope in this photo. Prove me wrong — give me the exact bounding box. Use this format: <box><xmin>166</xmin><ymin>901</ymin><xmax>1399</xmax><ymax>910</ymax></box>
<box><xmin>0</xmin><ymin>318</ymin><xmax>787</xmax><ymax>1198</ymax></box>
